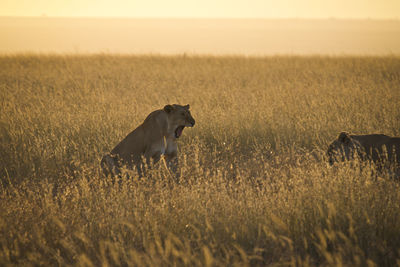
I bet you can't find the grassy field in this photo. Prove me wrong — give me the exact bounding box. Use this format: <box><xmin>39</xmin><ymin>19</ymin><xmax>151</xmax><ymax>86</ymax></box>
<box><xmin>0</xmin><ymin>54</ymin><xmax>400</xmax><ymax>266</ymax></box>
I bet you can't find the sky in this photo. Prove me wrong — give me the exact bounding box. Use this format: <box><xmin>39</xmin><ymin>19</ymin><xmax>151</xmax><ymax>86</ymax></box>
<box><xmin>1</xmin><ymin>0</ymin><xmax>400</xmax><ymax>19</ymax></box>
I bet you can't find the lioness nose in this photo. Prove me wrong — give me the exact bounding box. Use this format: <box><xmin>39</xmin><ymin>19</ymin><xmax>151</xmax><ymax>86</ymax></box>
<box><xmin>190</xmin><ymin>118</ymin><xmax>195</xmax><ymax>127</ymax></box>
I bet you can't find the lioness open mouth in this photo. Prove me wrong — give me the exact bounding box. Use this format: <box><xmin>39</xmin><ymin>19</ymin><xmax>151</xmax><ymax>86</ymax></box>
<box><xmin>175</xmin><ymin>126</ymin><xmax>185</xmax><ymax>138</ymax></box>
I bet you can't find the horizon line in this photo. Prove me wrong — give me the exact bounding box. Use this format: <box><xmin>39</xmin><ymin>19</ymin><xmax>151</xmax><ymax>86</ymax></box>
<box><xmin>1</xmin><ymin>15</ymin><xmax>399</xmax><ymax>21</ymax></box>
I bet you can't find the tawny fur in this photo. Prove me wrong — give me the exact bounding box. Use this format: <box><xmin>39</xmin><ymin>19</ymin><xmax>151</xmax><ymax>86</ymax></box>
<box><xmin>327</xmin><ymin>132</ymin><xmax>400</xmax><ymax>172</ymax></box>
<box><xmin>101</xmin><ymin>104</ymin><xmax>195</xmax><ymax>177</ymax></box>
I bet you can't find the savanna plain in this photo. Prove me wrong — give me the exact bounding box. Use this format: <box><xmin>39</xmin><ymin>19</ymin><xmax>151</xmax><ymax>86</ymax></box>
<box><xmin>1</xmin><ymin>55</ymin><xmax>400</xmax><ymax>266</ymax></box>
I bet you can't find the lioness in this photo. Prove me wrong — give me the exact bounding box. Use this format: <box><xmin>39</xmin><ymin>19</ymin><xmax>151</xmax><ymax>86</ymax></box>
<box><xmin>101</xmin><ymin>104</ymin><xmax>195</xmax><ymax>177</ymax></box>
<box><xmin>327</xmin><ymin>132</ymin><xmax>400</xmax><ymax>168</ymax></box>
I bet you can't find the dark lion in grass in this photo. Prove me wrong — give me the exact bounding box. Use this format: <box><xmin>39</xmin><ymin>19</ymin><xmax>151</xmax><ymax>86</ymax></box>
<box><xmin>327</xmin><ymin>132</ymin><xmax>400</xmax><ymax>173</ymax></box>
<box><xmin>101</xmin><ymin>104</ymin><xmax>195</xmax><ymax>177</ymax></box>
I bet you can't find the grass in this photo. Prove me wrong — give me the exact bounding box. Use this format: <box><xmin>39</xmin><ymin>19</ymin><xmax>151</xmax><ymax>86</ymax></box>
<box><xmin>0</xmin><ymin>54</ymin><xmax>400</xmax><ymax>266</ymax></box>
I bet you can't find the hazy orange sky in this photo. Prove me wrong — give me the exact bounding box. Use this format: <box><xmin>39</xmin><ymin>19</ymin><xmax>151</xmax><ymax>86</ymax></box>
<box><xmin>1</xmin><ymin>0</ymin><xmax>399</xmax><ymax>19</ymax></box>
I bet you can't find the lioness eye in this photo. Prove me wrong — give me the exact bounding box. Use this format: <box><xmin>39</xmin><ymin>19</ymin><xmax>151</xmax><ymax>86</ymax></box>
<box><xmin>181</xmin><ymin>112</ymin><xmax>185</xmax><ymax>116</ymax></box>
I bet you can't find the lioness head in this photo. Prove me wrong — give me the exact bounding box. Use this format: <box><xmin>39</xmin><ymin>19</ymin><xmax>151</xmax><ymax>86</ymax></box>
<box><xmin>327</xmin><ymin>132</ymin><xmax>363</xmax><ymax>165</ymax></box>
<box><xmin>164</xmin><ymin>104</ymin><xmax>195</xmax><ymax>138</ymax></box>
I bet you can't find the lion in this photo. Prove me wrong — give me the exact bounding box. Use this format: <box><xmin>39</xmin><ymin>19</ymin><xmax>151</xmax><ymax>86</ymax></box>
<box><xmin>101</xmin><ymin>104</ymin><xmax>195</xmax><ymax>178</ymax></box>
<box><xmin>327</xmin><ymin>132</ymin><xmax>400</xmax><ymax>170</ymax></box>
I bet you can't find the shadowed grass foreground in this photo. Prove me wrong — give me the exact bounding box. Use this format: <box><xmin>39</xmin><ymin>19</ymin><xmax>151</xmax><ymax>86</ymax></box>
<box><xmin>0</xmin><ymin>55</ymin><xmax>400</xmax><ymax>266</ymax></box>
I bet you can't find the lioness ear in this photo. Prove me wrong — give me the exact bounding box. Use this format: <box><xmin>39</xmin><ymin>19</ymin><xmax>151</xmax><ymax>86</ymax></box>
<box><xmin>184</xmin><ymin>104</ymin><xmax>190</xmax><ymax>110</ymax></box>
<box><xmin>164</xmin><ymin>105</ymin><xmax>174</xmax><ymax>113</ymax></box>
<box><xmin>338</xmin><ymin>132</ymin><xmax>351</xmax><ymax>144</ymax></box>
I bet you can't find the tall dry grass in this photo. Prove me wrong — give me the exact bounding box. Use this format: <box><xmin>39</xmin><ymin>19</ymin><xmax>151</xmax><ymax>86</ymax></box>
<box><xmin>0</xmin><ymin>54</ymin><xmax>400</xmax><ymax>266</ymax></box>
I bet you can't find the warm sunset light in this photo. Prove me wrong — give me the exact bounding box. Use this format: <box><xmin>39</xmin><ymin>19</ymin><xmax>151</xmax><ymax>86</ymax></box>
<box><xmin>2</xmin><ymin>0</ymin><xmax>400</xmax><ymax>266</ymax></box>
<box><xmin>1</xmin><ymin>0</ymin><xmax>399</xmax><ymax>19</ymax></box>
<box><xmin>1</xmin><ymin>0</ymin><xmax>400</xmax><ymax>54</ymax></box>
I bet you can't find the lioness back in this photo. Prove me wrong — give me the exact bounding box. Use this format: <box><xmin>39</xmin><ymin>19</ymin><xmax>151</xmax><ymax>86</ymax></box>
<box><xmin>110</xmin><ymin>110</ymin><xmax>167</xmax><ymax>160</ymax></box>
<box><xmin>327</xmin><ymin>132</ymin><xmax>400</xmax><ymax>165</ymax></box>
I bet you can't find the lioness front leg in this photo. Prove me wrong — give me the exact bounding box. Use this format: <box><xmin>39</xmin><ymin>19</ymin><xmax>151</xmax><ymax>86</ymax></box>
<box><xmin>144</xmin><ymin>149</ymin><xmax>162</xmax><ymax>165</ymax></box>
<box><xmin>166</xmin><ymin>155</ymin><xmax>179</xmax><ymax>175</ymax></box>
<box><xmin>165</xmin><ymin>148</ymin><xmax>180</xmax><ymax>182</ymax></box>
<box><xmin>142</xmin><ymin>145</ymin><xmax>163</xmax><ymax>177</ymax></box>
